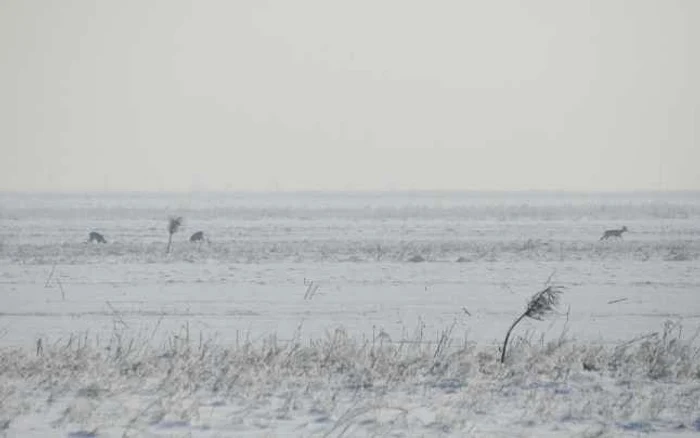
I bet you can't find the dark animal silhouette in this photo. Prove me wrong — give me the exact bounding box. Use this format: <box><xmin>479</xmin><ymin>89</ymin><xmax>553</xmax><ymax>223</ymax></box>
<box><xmin>88</xmin><ymin>231</ymin><xmax>107</xmax><ymax>243</ymax></box>
<box><xmin>190</xmin><ymin>231</ymin><xmax>207</xmax><ymax>243</ymax></box>
<box><xmin>600</xmin><ymin>226</ymin><xmax>628</xmax><ymax>240</ymax></box>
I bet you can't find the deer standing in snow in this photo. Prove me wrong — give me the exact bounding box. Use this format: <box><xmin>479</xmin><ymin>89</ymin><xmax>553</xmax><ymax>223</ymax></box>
<box><xmin>190</xmin><ymin>231</ymin><xmax>204</xmax><ymax>242</ymax></box>
<box><xmin>189</xmin><ymin>231</ymin><xmax>209</xmax><ymax>245</ymax></box>
<box><xmin>88</xmin><ymin>231</ymin><xmax>107</xmax><ymax>243</ymax></box>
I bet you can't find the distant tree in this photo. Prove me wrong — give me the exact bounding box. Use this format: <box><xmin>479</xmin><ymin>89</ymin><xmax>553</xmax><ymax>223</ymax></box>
<box><xmin>166</xmin><ymin>217</ymin><xmax>183</xmax><ymax>254</ymax></box>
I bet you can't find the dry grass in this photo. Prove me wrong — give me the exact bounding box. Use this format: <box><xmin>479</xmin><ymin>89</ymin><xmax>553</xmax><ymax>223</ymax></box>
<box><xmin>1</xmin><ymin>321</ymin><xmax>699</xmax><ymax>436</ymax></box>
<box><xmin>3</xmin><ymin>321</ymin><xmax>698</xmax><ymax>393</ymax></box>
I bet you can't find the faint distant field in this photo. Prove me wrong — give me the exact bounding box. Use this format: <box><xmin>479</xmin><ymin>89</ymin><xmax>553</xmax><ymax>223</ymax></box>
<box><xmin>1</xmin><ymin>191</ymin><xmax>698</xmax><ymax>347</ymax></box>
<box><xmin>1</xmin><ymin>192</ymin><xmax>700</xmax><ymax>437</ymax></box>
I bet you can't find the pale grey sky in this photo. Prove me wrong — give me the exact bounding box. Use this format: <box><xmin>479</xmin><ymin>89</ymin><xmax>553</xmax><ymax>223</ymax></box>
<box><xmin>1</xmin><ymin>0</ymin><xmax>698</xmax><ymax>192</ymax></box>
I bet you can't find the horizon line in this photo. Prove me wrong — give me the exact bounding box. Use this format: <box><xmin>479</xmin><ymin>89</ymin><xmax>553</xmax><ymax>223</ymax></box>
<box><xmin>1</xmin><ymin>188</ymin><xmax>699</xmax><ymax>196</ymax></box>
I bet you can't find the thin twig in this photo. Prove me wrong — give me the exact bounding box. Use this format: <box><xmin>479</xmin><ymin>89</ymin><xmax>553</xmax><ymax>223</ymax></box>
<box><xmin>304</xmin><ymin>280</ymin><xmax>320</xmax><ymax>300</ymax></box>
<box><xmin>543</xmin><ymin>270</ymin><xmax>557</xmax><ymax>287</ymax></box>
<box><xmin>44</xmin><ymin>263</ymin><xmax>57</xmax><ymax>288</ymax></box>
<box><xmin>56</xmin><ymin>278</ymin><xmax>65</xmax><ymax>301</ymax></box>
<box><xmin>106</xmin><ymin>300</ymin><xmax>129</xmax><ymax>329</ymax></box>
<box><xmin>616</xmin><ymin>332</ymin><xmax>658</xmax><ymax>349</ymax></box>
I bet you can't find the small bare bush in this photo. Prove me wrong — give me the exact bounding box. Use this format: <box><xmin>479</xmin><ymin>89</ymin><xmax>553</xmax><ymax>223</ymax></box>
<box><xmin>166</xmin><ymin>217</ymin><xmax>183</xmax><ymax>254</ymax></box>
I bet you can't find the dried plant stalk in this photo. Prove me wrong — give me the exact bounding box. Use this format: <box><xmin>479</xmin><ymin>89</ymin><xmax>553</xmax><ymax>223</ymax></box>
<box><xmin>501</xmin><ymin>286</ymin><xmax>563</xmax><ymax>363</ymax></box>
<box><xmin>166</xmin><ymin>217</ymin><xmax>183</xmax><ymax>254</ymax></box>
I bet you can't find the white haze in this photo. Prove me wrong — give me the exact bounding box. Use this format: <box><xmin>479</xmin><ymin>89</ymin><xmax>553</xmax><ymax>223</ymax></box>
<box><xmin>1</xmin><ymin>0</ymin><xmax>699</xmax><ymax>192</ymax></box>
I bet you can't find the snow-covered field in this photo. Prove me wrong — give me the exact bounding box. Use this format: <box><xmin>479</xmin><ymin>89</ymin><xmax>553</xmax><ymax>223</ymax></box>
<box><xmin>1</xmin><ymin>191</ymin><xmax>699</xmax><ymax>437</ymax></box>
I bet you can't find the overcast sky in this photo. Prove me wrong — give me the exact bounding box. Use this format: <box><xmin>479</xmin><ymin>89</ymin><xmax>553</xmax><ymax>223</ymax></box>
<box><xmin>1</xmin><ymin>0</ymin><xmax>698</xmax><ymax>192</ymax></box>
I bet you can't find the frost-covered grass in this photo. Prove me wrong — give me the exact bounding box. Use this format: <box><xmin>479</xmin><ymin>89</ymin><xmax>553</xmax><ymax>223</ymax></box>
<box><xmin>1</xmin><ymin>321</ymin><xmax>699</xmax><ymax>437</ymax></box>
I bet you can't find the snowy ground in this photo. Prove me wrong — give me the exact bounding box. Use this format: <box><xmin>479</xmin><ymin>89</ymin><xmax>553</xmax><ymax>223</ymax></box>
<box><xmin>1</xmin><ymin>191</ymin><xmax>699</xmax><ymax>436</ymax></box>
